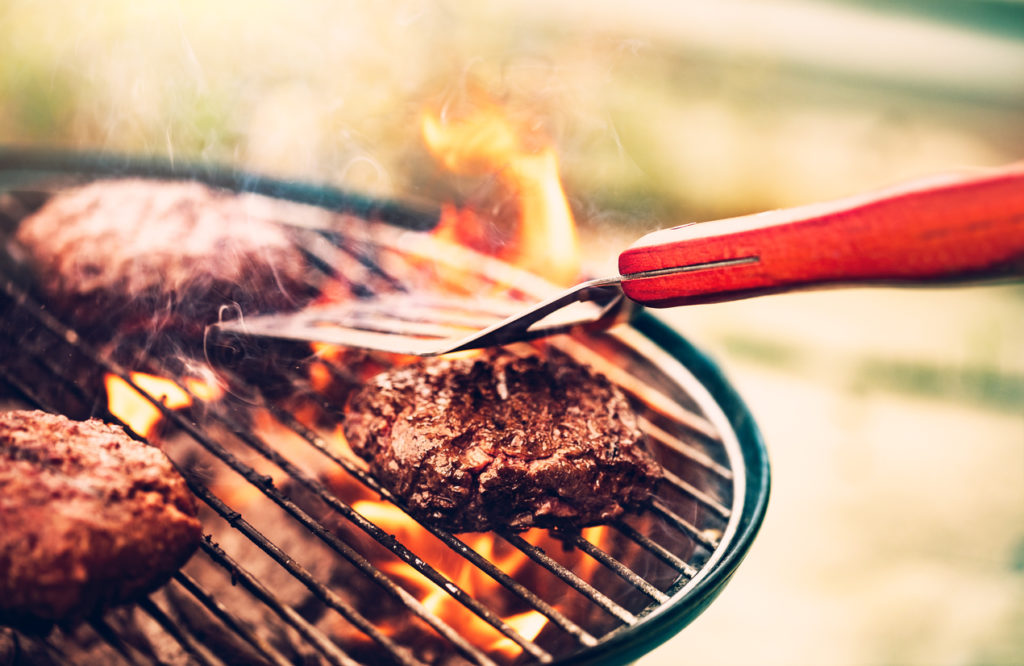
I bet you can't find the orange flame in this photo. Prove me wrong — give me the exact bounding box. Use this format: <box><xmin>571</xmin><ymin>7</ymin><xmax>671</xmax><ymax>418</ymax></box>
<box><xmin>422</xmin><ymin>97</ymin><xmax>581</xmax><ymax>286</ymax></box>
<box><xmin>303</xmin><ymin>95</ymin><xmax>609</xmax><ymax>660</ymax></box>
<box><xmin>105</xmin><ymin>371</ymin><xmax>223</xmax><ymax>438</ymax></box>
<box><xmin>351</xmin><ymin>498</ymin><xmax>549</xmax><ymax>658</ymax></box>
<box><xmin>490</xmin><ymin>609</ymin><xmax>549</xmax><ymax>659</ymax></box>
<box><xmin>184</xmin><ymin>376</ymin><xmax>224</xmax><ymax>403</ymax></box>
<box><xmin>105</xmin><ymin>372</ymin><xmax>192</xmax><ymax>437</ymax></box>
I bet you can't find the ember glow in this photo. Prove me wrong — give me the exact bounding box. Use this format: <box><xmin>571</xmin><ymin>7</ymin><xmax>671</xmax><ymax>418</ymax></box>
<box><xmin>105</xmin><ymin>372</ymin><xmax>193</xmax><ymax>437</ymax></box>
<box><xmin>421</xmin><ymin>98</ymin><xmax>581</xmax><ymax>286</ymax></box>
<box><xmin>300</xmin><ymin>95</ymin><xmax>613</xmax><ymax>660</ymax></box>
<box><xmin>105</xmin><ymin>371</ymin><xmax>223</xmax><ymax>437</ymax></box>
<box><xmin>352</xmin><ymin>498</ymin><xmax>553</xmax><ymax>658</ymax></box>
<box><xmin>491</xmin><ymin>609</ymin><xmax>549</xmax><ymax>658</ymax></box>
<box><xmin>349</xmin><ymin>495</ymin><xmax>620</xmax><ymax>660</ymax></box>
<box><xmin>183</xmin><ymin>375</ymin><xmax>224</xmax><ymax>403</ymax></box>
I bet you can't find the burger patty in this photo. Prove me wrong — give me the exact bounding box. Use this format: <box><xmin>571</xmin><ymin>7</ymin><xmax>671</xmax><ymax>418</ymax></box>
<box><xmin>344</xmin><ymin>349</ymin><xmax>661</xmax><ymax>533</ymax></box>
<box><xmin>13</xmin><ymin>178</ymin><xmax>316</xmax><ymax>340</ymax></box>
<box><xmin>0</xmin><ymin>410</ymin><xmax>202</xmax><ymax>627</ymax></box>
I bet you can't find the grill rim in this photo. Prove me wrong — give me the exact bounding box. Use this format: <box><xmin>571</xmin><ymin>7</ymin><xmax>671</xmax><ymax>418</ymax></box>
<box><xmin>0</xmin><ymin>149</ymin><xmax>771</xmax><ymax>665</ymax></box>
<box><xmin>552</xmin><ymin>312</ymin><xmax>770</xmax><ymax>666</ymax></box>
<box><xmin>0</xmin><ymin>146</ymin><xmax>441</xmax><ymax>231</ymax></box>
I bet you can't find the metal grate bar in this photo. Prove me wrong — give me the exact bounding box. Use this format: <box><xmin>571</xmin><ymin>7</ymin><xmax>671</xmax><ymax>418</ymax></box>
<box><xmin>548</xmin><ymin>338</ymin><xmax>719</xmax><ymax>440</ymax></box>
<box><xmin>638</xmin><ymin>416</ymin><xmax>732</xmax><ymax>480</ymax></box>
<box><xmin>663</xmin><ymin>572</ymin><xmax>696</xmax><ymax>597</ymax></box>
<box><xmin>306</xmin><ymin>226</ymin><xmax>411</xmax><ymax>293</ymax></box>
<box><xmin>116</xmin><ymin>376</ymin><xmax>479</xmax><ymax>665</ymax></box>
<box><xmin>137</xmin><ymin>597</ymin><xmax>220</xmax><ymax>666</ymax></box>
<box><xmin>1</xmin><ymin>332</ymin><xmax>335</xmax><ymax>666</ymax></box>
<box><xmin>203</xmin><ymin>396</ymin><xmax>550</xmax><ymax>664</ymax></box>
<box><xmin>289</xmin><ymin>228</ymin><xmax>358</xmax><ymax>284</ymax></box>
<box><xmin>288</xmin><ymin>229</ymin><xmax>384</xmax><ymax>298</ymax></box>
<box><xmin>555</xmin><ymin>532</ymin><xmax>669</xmax><ymax>603</ymax></box>
<box><xmin>293</xmin><ymin>357</ymin><xmax>706</xmax><ymax>636</ymax></box>
<box><xmin>0</xmin><ymin>214</ymin><xmax>741</xmax><ymax>664</ymax></box>
<box><xmin>197</xmin><ymin>539</ymin><xmax>363</xmax><ymax>666</ymax></box>
<box><xmin>172</xmin><ymin>572</ymin><xmax>294</xmax><ymax>666</ymax></box>
<box><xmin>294</xmin><ymin>357</ymin><xmax>709</xmax><ymax>629</ymax></box>
<box><xmin>183</xmin><ymin>482</ymin><xmax>425</xmax><ymax>666</ymax></box>
<box><xmin>0</xmin><ymin>360</ymin><xmax>74</xmax><ymax>417</ymax></box>
<box><xmin>30</xmin><ymin>632</ymin><xmax>75</xmax><ymax>666</ymax></box>
<box><xmin>187</xmin><ymin>464</ymin><xmax>487</xmax><ymax>665</ymax></box>
<box><xmin>659</xmin><ymin>467</ymin><xmax>731</xmax><ymax>519</ymax></box>
<box><xmin>0</xmin><ymin>336</ymin><xmax>268</xmax><ymax>666</ymax></box>
<box><xmin>4</xmin><ymin>354</ymin><xmax>89</xmax><ymax>411</ymax></box>
<box><xmin>0</xmin><ymin>326</ymin><xmax>102</xmax><ymax>417</ymax></box>
<box><xmin>271</xmin><ymin>399</ymin><xmax>600</xmax><ymax>648</ymax></box>
<box><xmin>611</xmin><ymin>520</ymin><xmax>698</xmax><ymax>577</ymax></box>
<box><xmin>499</xmin><ymin>532</ymin><xmax>638</xmax><ymax>626</ymax></box>
<box><xmin>306</xmin><ymin>353</ymin><xmax>366</xmax><ymax>396</ymax></box>
<box><xmin>0</xmin><ymin>345</ymin><xmax>296</xmax><ymax>666</ymax></box>
<box><xmin>88</xmin><ymin>618</ymin><xmax>143</xmax><ymax>666</ymax></box>
<box><xmin>0</xmin><ymin>283</ymin><xmax>424</xmax><ymax>666</ymax></box>
<box><xmin>649</xmin><ymin>499</ymin><xmax>720</xmax><ymax>551</ymax></box>
<box><xmin>262</xmin><ymin>385</ymin><xmax>711</xmax><ymax>621</ymax></box>
<box><xmin>0</xmin><ymin>315</ymin><xmax>378</xmax><ymax>666</ymax></box>
<box><xmin>92</xmin><ymin>361</ymin><xmax>483</xmax><ymax>663</ymax></box>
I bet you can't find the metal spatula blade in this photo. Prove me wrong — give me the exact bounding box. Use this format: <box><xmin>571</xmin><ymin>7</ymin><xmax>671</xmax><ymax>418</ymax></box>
<box><xmin>211</xmin><ymin>278</ymin><xmax>631</xmax><ymax>356</ymax></box>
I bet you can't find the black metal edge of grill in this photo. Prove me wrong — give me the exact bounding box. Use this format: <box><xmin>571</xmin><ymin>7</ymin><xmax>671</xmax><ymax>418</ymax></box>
<box><xmin>0</xmin><ymin>148</ymin><xmax>771</xmax><ymax>665</ymax></box>
<box><xmin>0</xmin><ymin>146</ymin><xmax>441</xmax><ymax>231</ymax></box>
<box><xmin>560</xmin><ymin>313</ymin><xmax>770</xmax><ymax>666</ymax></box>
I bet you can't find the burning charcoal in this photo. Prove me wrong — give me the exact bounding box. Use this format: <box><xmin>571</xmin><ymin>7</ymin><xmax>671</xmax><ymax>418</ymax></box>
<box><xmin>0</xmin><ymin>410</ymin><xmax>202</xmax><ymax>628</ymax></box>
<box><xmin>344</xmin><ymin>348</ymin><xmax>662</xmax><ymax>533</ymax></box>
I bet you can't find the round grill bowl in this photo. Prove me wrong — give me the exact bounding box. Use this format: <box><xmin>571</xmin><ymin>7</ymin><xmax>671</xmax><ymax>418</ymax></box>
<box><xmin>571</xmin><ymin>312</ymin><xmax>770</xmax><ymax>665</ymax></box>
<box><xmin>0</xmin><ymin>148</ymin><xmax>770</xmax><ymax>666</ymax></box>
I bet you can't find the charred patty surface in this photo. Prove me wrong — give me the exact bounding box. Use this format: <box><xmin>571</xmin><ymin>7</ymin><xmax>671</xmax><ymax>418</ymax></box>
<box><xmin>0</xmin><ymin>410</ymin><xmax>202</xmax><ymax>627</ymax></box>
<box><xmin>344</xmin><ymin>349</ymin><xmax>661</xmax><ymax>532</ymax></box>
<box><xmin>14</xmin><ymin>178</ymin><xmax>315</xmax><ymax>339</ymax></box>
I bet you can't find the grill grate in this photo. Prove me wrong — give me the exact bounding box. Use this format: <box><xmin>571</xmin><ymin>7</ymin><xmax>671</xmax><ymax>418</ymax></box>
<box><xmin>0</xmin><ymin>176</ymin><xmax>753</xmax><ymax>666</ymax></box>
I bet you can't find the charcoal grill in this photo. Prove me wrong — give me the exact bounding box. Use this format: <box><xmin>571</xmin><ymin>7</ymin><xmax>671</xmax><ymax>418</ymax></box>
<box><xmin>0</xmin><ymin>149</ymin><xmax>769</xmax><ymax>666</ymax></box>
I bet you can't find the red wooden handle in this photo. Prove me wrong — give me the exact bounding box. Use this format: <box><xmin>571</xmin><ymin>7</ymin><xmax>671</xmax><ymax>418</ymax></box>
<box><xmin>618</xmin><ymin>164</ymin><xmax>1024</xmax><ymax>308</ymax></box>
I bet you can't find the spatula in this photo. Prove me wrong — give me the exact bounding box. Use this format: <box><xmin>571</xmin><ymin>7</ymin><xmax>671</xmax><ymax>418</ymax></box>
<box><xmin>211</xmin><ymin>164</ymin><xmax>1024</xmax><ymax>356</ymax></box>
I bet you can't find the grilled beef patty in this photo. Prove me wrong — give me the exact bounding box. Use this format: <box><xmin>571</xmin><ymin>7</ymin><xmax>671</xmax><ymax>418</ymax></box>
<box><xmin>344</xmin><ymin>349</ymin><xmax>661</xmax><ymax>532</ymax></box>
<box><xmin>13</xmin><ymin>178</ymin><xmax>316</xmax><ymax>340</ymax></box>
<box><xmin>0</xmin><ymin>410</ymin><xmax>202</xmax><ymax>627</ymax></box>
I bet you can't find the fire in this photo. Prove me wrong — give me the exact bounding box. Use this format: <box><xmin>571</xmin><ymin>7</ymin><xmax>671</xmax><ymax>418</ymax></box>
<box><xmin>105</xmin><ymin>372</ymin><xmax>192</xmax><ymax>437</ymax></box>
<box><xmin>490</xmin><ymin>609</ymin><xmax>549</xmax><ymax>659</ymax></box>
<box><xmin>421</xmin><ymin>97</ymin><xmax>581</xmax><ymax>286</ymax></box>
<box><xmin>105</xmin><ymin>371</ymin><xmax>223</xmax><ymax>438</ymax></box>
<box><xmin>184</xmin><ymin>375</ymin><xmax>223</xmax><ymax>402</ymax></box>
<box><xmin>304</xmin><ymin>95</ymin><xmax>608</xmax><ymax>660</ymax></box>
<box><xmin>308</xmin><ymin>357</ymin><xmax>334</xmax><ymax>393</ymax></box>
<box><xmin>348</xmin><ymin>495</ymin><xmax>623</xmax><ymax>660</ymax></box>
<box><xmin>352</xmin><ymin>498</ymin><xmax>551</xmax><ymax>659</ymax></box>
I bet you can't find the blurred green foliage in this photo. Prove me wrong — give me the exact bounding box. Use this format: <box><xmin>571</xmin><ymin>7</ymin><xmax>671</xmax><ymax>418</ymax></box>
<box><xmin>2</xmin><ymin>0</ymin><xmax>1023</xmax><ymax>227</ymax></box>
